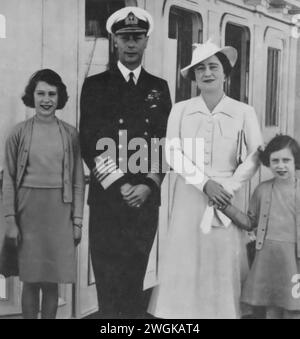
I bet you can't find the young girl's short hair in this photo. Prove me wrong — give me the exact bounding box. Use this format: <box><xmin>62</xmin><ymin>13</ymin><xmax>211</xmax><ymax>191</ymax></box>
<box><xmin>22</xmin><ymin>69</ymin><xmax>68</xmax><ymax>109</ymax></box>
<box><xmin>259</xmin><ymin>134</ymin><xmax>300</xmax><ymax>169</ymax></box>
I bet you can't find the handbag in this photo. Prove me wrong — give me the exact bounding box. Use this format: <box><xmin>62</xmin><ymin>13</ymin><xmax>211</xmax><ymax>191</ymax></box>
<box><xmin>236</xmin><ymin>129</ymin><xmax>247</xmax><ymax>166</ymax></box>
<box><xmin>0</xmin><ymin>237</ymin><xmax>19</xmax><ymax>277</ymax></box>
<box><xmin>246</xmin><ymin>239</ymin><xmax>256</xmax><ymax>267</ymax></box>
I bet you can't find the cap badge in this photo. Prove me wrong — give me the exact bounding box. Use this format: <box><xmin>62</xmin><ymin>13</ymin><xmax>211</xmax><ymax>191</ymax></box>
<box><xmin>125</xmin><ymin>12</ymin><xmax>138</xmax><ymax>26</ymax></box>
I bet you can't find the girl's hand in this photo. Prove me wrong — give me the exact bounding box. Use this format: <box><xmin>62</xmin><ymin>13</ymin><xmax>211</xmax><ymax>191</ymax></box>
<box><xmin>5</xmin><ymin>216</ymin><xmax>21</xmax><ymax>247</ymax></box>
<box><xmin>209</xmin><ymin>199</ymin><xmax>228</xmax><ymax>210</ymax></box>
<box><xmin>214</xmin><ymin>203</ymin><xmax>228</xmax><ymax>211</ymax></box>
<box><xmin>73</xmin><ymin>225</ymin><xmax>82</xmax><ymax>246</ymax></box>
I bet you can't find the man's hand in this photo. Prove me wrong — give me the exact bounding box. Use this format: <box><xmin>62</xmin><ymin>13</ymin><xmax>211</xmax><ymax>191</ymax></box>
<box><xmin>120</xmin><ymin>183</ymin><xmax>135</xmax><ymax>197</ymax></box>
<box><xmin>5</xmin><ymin>216</ymin><xmax>21</xmax><ymax>247</ymax></box>
<box><xmin>121</xmin><ymin>184</ymin><xmax>151</xmax><ymax>208</ymax></box>
<box><xmin>203</xmin><ymin>180</ymin><xmax>232</xmax><ymax>208</ymax></box>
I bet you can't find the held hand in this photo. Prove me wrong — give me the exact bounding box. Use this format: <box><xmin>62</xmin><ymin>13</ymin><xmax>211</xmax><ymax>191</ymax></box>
<box><xmin>214</xmin><ymin>201</ymin><xmax>230</xmax><ymax>211</ymax></box>
<box><xmin>204</xmin><ymin>180</ymin><xmax>232</xmax><ymax>208</ymax></box>
<box><xmin>73</xmin><ymin>225</ymin><xmax>82</xmax><ymax>247</ymax></box>
<box><xmin>5</xmin><ymin>216</ymin><xmax>21</xmax><ymax>247</ymax></box>
<box><xmin>122</xmin><ymin>184</ymin><xmax>151</xmax><ymax>208</ymax></box>
<box><xmin>120</xmin><ymin>183</ymin><xmax>135</xmax><ymax>197</ymax></box>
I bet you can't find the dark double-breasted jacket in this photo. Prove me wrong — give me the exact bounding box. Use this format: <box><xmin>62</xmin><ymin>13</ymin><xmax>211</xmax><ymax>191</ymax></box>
<box><xmin>79</xmin><ymin>64</ymin><xmax>172</xmax><ymax>256</ymax></box>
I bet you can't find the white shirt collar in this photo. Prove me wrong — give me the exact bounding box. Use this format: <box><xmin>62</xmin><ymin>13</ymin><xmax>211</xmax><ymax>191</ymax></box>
<box><xmin>117</xmin><ymin>61</ymin><xmax>142</xmax><ymax>84</ymax></box>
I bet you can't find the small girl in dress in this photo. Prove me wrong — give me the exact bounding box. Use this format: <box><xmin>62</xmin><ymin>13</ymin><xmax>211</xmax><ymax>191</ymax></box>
<box><xmin>220</xmin><ymin>135</ymin><xmax>300</xmax><ymax>319</ymax></box>
<box><xmin>2</xmin><ymin>69</ymin><xmax>85</xmax><ymax>319</ymax></box>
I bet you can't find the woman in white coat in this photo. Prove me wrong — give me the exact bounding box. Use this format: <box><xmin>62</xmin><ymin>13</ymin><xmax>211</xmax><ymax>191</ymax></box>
<box><xmin>146</xmin><ymin>39</ymin><xmax>263</xmax><ymax>318</ymax></box>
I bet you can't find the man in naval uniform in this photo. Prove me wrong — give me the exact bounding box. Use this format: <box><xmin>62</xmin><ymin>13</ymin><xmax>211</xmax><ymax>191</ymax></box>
<box><xmin>79</xmin><ymin>7</ymin><xmax>172</xmax><ymax>318</ymax></box>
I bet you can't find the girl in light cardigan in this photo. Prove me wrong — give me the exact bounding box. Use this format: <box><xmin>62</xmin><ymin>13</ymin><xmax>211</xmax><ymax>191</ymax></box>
<box><xmin>220</xmin><ymin>135</ymin><xmax>300</xmax><ymax>319</ymax></box>
<box><xmin>3</xmin><ymin>69</ymin><xmax>85</xmax><ymax>319</ymax></box>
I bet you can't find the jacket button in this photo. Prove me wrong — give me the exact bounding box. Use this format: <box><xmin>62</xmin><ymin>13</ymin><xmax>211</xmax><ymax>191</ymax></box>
<box><xmin>145</xmin><ymin>118</ymin><xmax>149</xmax><ymax>123</ymax></box>
<box><xmin>119</xmin><ymin>119</ymin><xmax>124</xmax><ymax>124</ymax></box>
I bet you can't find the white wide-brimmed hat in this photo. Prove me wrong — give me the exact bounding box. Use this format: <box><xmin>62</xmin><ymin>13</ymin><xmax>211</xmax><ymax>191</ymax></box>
<box><xmin>106</xmin><ymin>6</ymin><xmax>154</xmax><ymax>36</ymax></box>
<box><xmin>181</xmin><ymin>39</ymin><xmax>238</xmax><ymax>79</ymax></box>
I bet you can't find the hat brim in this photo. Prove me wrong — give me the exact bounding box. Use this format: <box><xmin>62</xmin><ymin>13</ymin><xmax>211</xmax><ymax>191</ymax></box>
<box><xmin>181</xmin><ymin>46</ymin><xmax>237</xmax><ymax>79</ymax></box>
<box><xmin>114</xmin><ymin>27</ymin><xmax>148</xmax><ymax>35</ymax></box>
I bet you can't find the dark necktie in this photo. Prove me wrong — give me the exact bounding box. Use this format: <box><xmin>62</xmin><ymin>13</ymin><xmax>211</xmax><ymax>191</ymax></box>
<box><xmin>127</xmin><ymin>72</ymin><xmax>135</xmax><ymax>88</ymax></box>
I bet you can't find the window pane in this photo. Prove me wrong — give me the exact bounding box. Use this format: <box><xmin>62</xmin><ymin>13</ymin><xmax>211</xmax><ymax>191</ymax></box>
<box><xmin>225</xmin><ymin>23</ymin><xmax>250</xmax><ymax>103</ymax></box>
<box><xmin>265</xmin><ymin>48</ymin><xmax>280</xmax><ymax>127</ymax></box>
<box><xmin>169</xmin><ymin>7</ymin><xmax>202</xmax><ymax>102</ymax></box>
<box><xmin>85</xmin><ymin>0</ymin><xmax>125</xmax><ymax>38</ymax></box>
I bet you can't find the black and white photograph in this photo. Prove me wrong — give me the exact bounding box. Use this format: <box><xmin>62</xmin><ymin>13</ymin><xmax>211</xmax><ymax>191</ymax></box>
<box><xmin>0</xmin><ymin>0</ymin><xmax>300</xmax><ymax>321</ymax></box>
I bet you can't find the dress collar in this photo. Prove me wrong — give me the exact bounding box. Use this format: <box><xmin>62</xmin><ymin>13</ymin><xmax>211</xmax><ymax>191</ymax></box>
<box><xmin>184</xmin><ymin>94</ymin><xmax>236</xmax><ymax>118</ymax></box>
